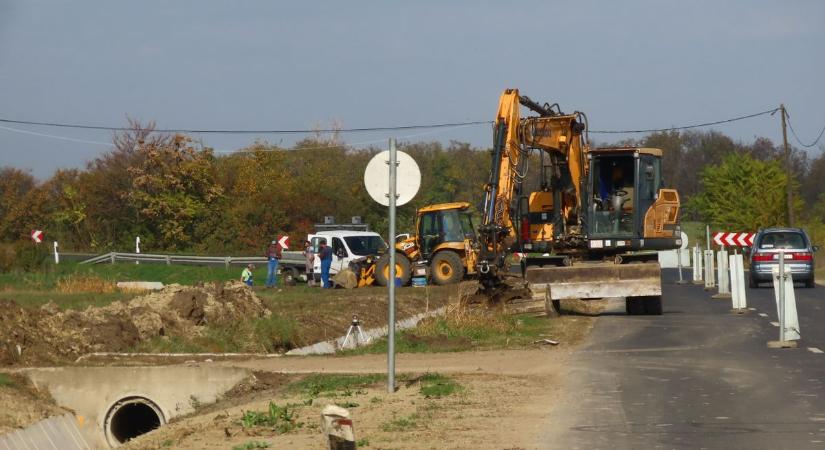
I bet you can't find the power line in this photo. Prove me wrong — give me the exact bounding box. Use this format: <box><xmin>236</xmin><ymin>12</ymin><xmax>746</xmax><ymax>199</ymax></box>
<box><xmin>0</xmin><ymin>117</ymin><xmax>490</xmax><ymax>134</ymax></box>
<box><xmin>0</xmin><ymin>106</ymin><xmax>786</xmax><ymax>149</ymax></box>
<box><xmin>785</xmin><ymin>113</ymin><xmax>825</xmax><ymax>148</ymax></box>
<box><xmin>0</xmin><ymin>124</ymin><xmax>114</xmax><ymax>147</ymax></box>
<box><xmin>0</xmin><ymin>107</ymin><xmax>779</xmax><ymax>135</ymax></box>
<box><xmin>212</xmin><ymin>122</ymin><xmax>485</xmax><ymax>153</ymax></box>
<box><xmin>587</xmin><ymin>108</ymin><xmax>779</xmax><ymax>134</ymax></box>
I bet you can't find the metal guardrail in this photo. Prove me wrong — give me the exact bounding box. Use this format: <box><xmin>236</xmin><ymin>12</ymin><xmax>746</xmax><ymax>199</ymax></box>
<box><xmin>79</xmin><ymin>251</ymin><xmax>305</xmax><ymax>268</ymax></box>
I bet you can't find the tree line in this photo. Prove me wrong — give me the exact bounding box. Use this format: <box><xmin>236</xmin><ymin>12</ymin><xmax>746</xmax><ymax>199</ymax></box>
<box><xmin>1</xmin><ymin>122</ymin><xmax>823</xmax><ymax>267</ymax></box>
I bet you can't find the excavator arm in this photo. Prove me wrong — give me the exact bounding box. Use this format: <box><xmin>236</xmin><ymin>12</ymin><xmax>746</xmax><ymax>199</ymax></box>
<box><xmin>478</xmin><ymin>89</ymin><xmax>589</xmax><ymax>282</ymax></box>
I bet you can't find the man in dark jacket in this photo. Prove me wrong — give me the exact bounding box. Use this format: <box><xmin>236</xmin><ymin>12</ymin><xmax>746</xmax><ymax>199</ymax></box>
<box><xmin>318</xmin><ymin>240</ymin><xmax>333</xmax><ymax>289</ymax></box>
<box><xmin>265</xmin><ymin>239</ymin><xmax>282</xmax><ymax>288</ymax></box>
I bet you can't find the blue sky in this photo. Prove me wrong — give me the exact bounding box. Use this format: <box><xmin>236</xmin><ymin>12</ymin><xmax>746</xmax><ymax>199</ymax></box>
<box><xmin>1</xmin><ymin>0</ymin><xmax>823</xmax><ymax>178</ymax></box>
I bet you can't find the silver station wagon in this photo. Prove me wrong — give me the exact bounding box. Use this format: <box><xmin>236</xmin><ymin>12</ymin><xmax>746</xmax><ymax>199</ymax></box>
<box><xmin>748</xmin><ymin>227</ymin><xmax>817</xmax><ymax>288</ymax></box>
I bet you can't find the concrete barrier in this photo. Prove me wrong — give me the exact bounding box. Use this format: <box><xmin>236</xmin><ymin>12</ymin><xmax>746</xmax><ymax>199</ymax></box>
<box><xmin>286</xmin><ymin>306</ymin><xmax>447</xmax><ymax>356</ymax></box>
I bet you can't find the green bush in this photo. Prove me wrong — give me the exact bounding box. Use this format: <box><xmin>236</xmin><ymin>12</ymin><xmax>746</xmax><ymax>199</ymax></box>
<box><xmin>0</xmin><ymin>243</ymin><xmax>15</xmax><ymax>273</ymax></box>
<box><xmin>15</xmin><ymin>241</ymin><xmax>50</xmax><ymax>272</ymax></box>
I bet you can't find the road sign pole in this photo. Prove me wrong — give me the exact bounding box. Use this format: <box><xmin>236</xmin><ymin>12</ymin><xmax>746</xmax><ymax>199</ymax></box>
<box><xmin>676</xmin><ymin>248</ymin><xmax>685</xmax><ymax>284</ymax></box>
<box><xmin>706</xmin><ymin>224</ymin><xmax>711</xmax><ymax>251</ymax></box>
<box><xmin>387</xmin><ymin>138</ymin><xmax>397</xmax><ymax>393</ymax></box>
<box><xmin>780</xmin><ymin>104</ymin><xmax>794</xmax><ymax>227</ymax></box>
<box><xmin>778</xmin><ymin>250</ymin><xmax>785</xmax><ymax>342</ymax></box>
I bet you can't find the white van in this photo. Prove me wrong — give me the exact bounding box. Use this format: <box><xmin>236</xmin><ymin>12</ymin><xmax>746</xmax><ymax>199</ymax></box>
<box><xmin>308</xmin><ymin>231</ymin><xmax>387</xmax><ymax>283</ymax></box>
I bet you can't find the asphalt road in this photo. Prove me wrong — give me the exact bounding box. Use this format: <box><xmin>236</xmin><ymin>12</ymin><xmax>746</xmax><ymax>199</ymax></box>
<box><xmin>543</xmin><ymin>269</ymin><xmax>825</xmax><ymax>450</ymax></box>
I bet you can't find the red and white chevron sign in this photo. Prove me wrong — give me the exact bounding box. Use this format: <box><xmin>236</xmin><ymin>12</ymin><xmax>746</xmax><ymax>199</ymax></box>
<box><xmin>277</xmin><ymin>235</ymin><xmax>290</xmax><ymax>249</ymax></box>
<box><xmin>30</xmin><ymin>230</ymin><xmax>44</xmax><ymax>243</ymax></box>
<box><xmin>713</xmin><ymin>232</ymin><xmax>754</xmax><ymax>247</ymax></box>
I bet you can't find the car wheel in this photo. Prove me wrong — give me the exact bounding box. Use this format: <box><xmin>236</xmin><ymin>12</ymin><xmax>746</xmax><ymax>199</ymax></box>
<box><xmin>748</xmin><ymin>273</ymin><xmax>758</xmax><ymax>288</ymax></box>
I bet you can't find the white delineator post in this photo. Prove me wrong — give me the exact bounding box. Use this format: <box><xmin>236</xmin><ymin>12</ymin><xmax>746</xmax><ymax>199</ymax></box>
<box><xmin>676</xmin><ymin>248</ymin><xmax>687</xmax><ymax>284</ymax></box>
<box><xmin>769</xmin><ymin>251</ymin><xmax>800</xmax><ymax>348</ymax></box>
<box><xmin>703</xmin><ymin>249</ymin><xmax>716</xmax><ymax>289</ymax></box>
<box><xmin>53</xmin><ymin>241</ymin><xmax>59</xmax><ymax>264</ymax></box>
<box><xmin>712</xmin><ymin>248</ymin><xmax>730</xmax><ymax>298</ymax></box>
<box><xmin>693</xmin><ymin>245</ymin><xmax>703</xmax><ymax>284</ymax></box>
<box><xmin>728</xmin><ymin>253</ymin><xmax>747</xmax><ymax>312</ymax></box>
<box><xmin>135</xmin><ymin>236</ymin><xmax>141</xmax><ymax>265</ymax></box>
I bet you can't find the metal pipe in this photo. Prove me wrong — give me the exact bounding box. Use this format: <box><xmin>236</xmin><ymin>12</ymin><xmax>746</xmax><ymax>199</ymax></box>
<box><xmin>387</xmin><ymin>138</ymin><xmax>397</xmax><ymax>393</ymax></box>
<box><xmin>677</xmin><ymin>248</ymin><xmax>684</xmax><ymax>283</ymax></box>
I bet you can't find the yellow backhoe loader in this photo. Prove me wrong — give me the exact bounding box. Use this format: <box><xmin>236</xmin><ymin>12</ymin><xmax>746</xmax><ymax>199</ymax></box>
<box><xmin>373</xmin><ymin>202</ymin><xmax>478</xmax><ymax>286</ymax></box>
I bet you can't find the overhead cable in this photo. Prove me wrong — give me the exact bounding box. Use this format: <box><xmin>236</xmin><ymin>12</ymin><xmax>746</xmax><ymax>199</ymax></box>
<box><xmin>0</xmin><ymin>107</ymin><xmax>789</xmax><ymax>149</ymax></box>
<box><xmin>785</xmin><ymin>112</ymin><xmax>825</xmax><ymax>148</ymax></box>
<box><xmin>0</xmin><ymin>117</ymin><xmax>490</xmax><ymax>134</ymax></box>
<box><xmin>587</xmin><ymin>108</ymin><xmax>780</xmax><ymax>134</ymax></box>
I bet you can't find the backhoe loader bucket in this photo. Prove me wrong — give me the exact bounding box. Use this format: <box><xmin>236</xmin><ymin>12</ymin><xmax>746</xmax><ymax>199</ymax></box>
<box><xmin>525</xmin><ymin>262</ymin><xmax>662</xmax><ymax>300</ymax></box>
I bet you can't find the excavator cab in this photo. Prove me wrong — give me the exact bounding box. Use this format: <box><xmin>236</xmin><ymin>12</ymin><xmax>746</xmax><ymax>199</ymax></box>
<box><xmin>585</xmin><ymin>147</ymin><xmax>680</xmax><ymax>252</ymax></box>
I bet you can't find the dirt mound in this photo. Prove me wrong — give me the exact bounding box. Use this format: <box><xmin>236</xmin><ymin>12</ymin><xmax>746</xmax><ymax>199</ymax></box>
<box><xmin>0</xmin><ymin>281</ymin><xmax>270</xmax><ymax>366</ymax></box>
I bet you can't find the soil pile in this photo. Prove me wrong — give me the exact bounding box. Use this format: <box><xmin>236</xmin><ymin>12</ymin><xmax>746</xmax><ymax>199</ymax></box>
<box><xmin>0</xmin><ymin>282</ymin><xmax>271</xmax><ymax>366</ymax></box>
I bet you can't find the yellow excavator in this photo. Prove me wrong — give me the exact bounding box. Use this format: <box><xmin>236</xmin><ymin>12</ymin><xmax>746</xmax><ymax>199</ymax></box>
<box><xmin>475</xmin><ymin>88</ymin><xmax>681</xmax><ymax>315</ymax></box>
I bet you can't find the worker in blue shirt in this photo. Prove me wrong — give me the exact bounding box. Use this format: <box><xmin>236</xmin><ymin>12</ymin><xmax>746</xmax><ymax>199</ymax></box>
<box><xmin>318</xmin><ymin>240</ymin><xmax>333</xmax><ymax>289</ymax></box>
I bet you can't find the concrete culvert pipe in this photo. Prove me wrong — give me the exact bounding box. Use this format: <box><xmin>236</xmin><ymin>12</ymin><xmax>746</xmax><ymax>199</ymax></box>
<box><xmin>104</xmin><ymin>396</ymin><xmax>165</xmax><ymax>447</ymax></box>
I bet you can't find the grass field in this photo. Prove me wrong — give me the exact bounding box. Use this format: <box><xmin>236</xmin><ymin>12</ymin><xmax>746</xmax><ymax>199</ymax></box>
<box><xmin>0</xmin><ymin>262</ymin><xmax>595</xmax><ymax>355</ymax></box>
<box><xmin>0</xmin><ymin>261</ymin><xmax>285</xmax><ymax>310</ymax></box>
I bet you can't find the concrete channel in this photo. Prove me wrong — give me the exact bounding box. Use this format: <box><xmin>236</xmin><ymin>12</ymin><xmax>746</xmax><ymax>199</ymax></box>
<box><xmin>8</xmin><ymin>306</ymin><xmax>451</xmax><ymax>447</ymax></box>
<box><xmin>22</xmin><ymin>365</ymin><xmax>251</xmax><ymax>448</ymax></box>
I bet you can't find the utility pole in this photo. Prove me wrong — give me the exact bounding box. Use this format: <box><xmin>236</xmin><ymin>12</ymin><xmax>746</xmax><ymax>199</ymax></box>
<box><xmin>780</xmin><ymin>104</ymin><xmax>794</xmax><ymax>226</ymax></box>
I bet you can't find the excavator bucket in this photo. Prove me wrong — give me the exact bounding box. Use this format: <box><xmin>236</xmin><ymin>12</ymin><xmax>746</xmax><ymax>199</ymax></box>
<box><xmin>525</xmin><ymin>262</ymin><xmax>662</xmax><ymax>300</ymax></box>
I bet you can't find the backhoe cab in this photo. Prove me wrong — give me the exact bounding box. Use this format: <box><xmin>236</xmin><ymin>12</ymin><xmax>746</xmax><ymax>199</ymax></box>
<box><xmin>374</xmin><ymin>202</ymin><xmax>478</xmax><ymax>286</ymax></box>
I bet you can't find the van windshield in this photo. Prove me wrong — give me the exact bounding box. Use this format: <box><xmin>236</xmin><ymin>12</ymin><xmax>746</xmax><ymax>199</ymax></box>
<box><xmin>758</xmin><ymin>232</ymin><xmax>806</xmax><ymax>250</ymax></box>
<box><xmin>344</xmin><ymin>236</ymin><xmax>387</xmax><ymax>255</ymax></box>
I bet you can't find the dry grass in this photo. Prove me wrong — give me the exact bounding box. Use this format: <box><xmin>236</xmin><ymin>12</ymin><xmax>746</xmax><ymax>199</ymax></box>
<box><xmin>416</xmin><ymin>304</ymin><xmax>513</xmax><ymax>337</ymax></box>
<box><xmin>56</xmin><ymin>275</ymin><xmax>116</xmax><ymax>293</ymax></box>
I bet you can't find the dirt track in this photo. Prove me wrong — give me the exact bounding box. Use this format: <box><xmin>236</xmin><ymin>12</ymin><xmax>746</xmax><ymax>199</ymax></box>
<box><xmin>125</xmin><ymin>349</ymin><xmax>570</xmax><ymax>450</ymax></box>
<box><xmin>219</xmin><ymin>347</ymin><xmax>571</xmax><ymax>376</ymax></box>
